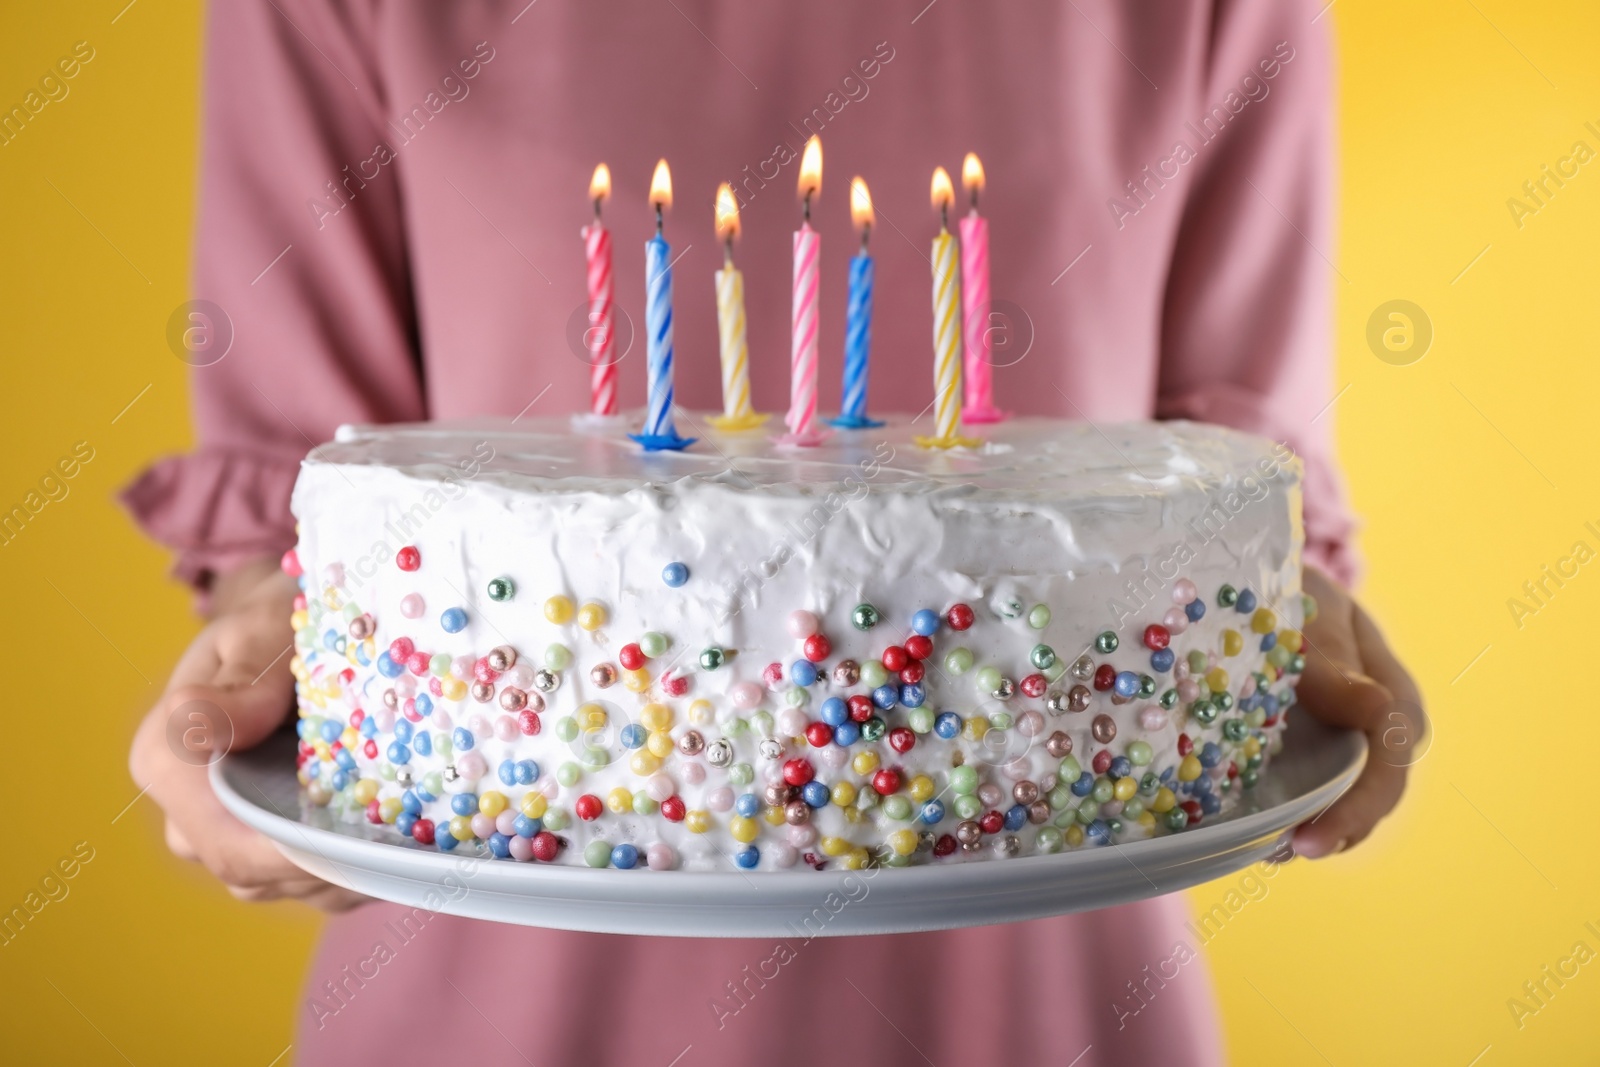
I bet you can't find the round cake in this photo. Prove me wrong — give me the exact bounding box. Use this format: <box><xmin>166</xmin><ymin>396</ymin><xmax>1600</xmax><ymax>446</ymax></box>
<box><xmin>286</xmin><ymin>416</ymin><xmax>1311</xmax><ymax>872</ymax></box>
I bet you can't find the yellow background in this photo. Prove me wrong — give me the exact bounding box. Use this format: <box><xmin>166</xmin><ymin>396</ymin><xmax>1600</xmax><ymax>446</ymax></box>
<box><xmin>2</xmin><ymin>2</ymin><xmax>1596</xmax><ymax>1062</ymax></box>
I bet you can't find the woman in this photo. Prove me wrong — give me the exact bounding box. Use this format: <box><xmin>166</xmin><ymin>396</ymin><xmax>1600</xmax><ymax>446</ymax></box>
<box><xmin>126</xmin><ymin>2</ymin><xmax>1418</xmax><ymax>1063</ymax></box>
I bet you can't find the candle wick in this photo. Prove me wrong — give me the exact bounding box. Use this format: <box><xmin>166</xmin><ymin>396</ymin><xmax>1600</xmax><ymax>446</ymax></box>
<box><xmin>940</xmin><ymin>203</ymin><xmax>949</xmax><ymax>233</ymax></box>
<box><xmin>593</xmin><ymin>198</ymin><xmax>604</xmax><ymax>223</ymax></box>
<box><xmin>970</xmin><ymin>189</ymin><xmax>979</xmax><ymax>213</ymax></box>
<box><xmin>655</xmin><ymin>203</ymin><xmax>664</xmax><ymax>237</ymax></box>
<box><xmin>860</xmin><ymin>223</ymin><xmax>871</xmax><ymax>254</ymax></box>
<box><xmin>724</xmin><ymin>238</ymin><xmax>734</xmax><ymax>268</ymax></box>
<box><xmin>803</xmin><ymin>191</ymin><xmax>813</xmax><ymax>225</ymax></box>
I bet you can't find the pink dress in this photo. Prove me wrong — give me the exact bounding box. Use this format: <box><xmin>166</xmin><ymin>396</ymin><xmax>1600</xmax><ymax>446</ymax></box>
<box><xmin>125</xmin><ymin>2</ymin><xmax>1354</xmax><ymax>1063</ymax></box>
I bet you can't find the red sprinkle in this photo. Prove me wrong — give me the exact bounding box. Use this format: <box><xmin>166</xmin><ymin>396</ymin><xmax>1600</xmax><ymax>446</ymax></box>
<box><xmin>660</xmin><ymin>796</ymin><xmax>686</xmax><ymax>822</ymax></box>
<box><xmin>390</xmin><ymin>637</ymin><xmax>415</xmax><ymax>662</ymax></box>
<box><xmin>904</xmin><ymin>635</ymin><xmax>934</xmax><ymax>661</ymax></box>
<box><xmin>1177</xmin><ymin>733</ymin><xmax>1194</xmax><ymax>757</ymax></box>
<box><xmin>1143</xmin><ymin>624</ymin><xmax>1170</xmax><ymax>651</ymax></box>
<box><xmin>802</xmin><ymin>634</ymin><xmax>831</xmax><ymax>663</ymax></box>
<box><xmin>783</xmin><ymin>758</ymin><xmax>815</xmax><ymax>786</ymax></box>
<box><xmin>945</xmin><ymin>604</ymin><xmax>974</xmax><ymax>631</ymax></box>
<box><xmin>871</xmin><ymin>768</ymin><xmax>902</xmax><ymax>796</ymax></box>
<box><xmin>881</xmin><ymin>645</ymin><xmax>909</xmax><ymax>672</ymax></box>
<box><xmin>411</xmin><ymin>818</ymin><xmax>436</xmax><ymax>844</ymax></box>
<box><xmin>531</xmin><ymin>831</ymin><xmax>560</xmax><ymax>861</ymax></box>
<box><xmin>516</xmin><ymin>709</ymin><xmax>541</xmax><ymax>736</ymax></box>
<box><xmin>1091</xmin><ymin>749</ymin><xmax>1112</xmax><ymax>775</ymax></box>
<box><xmin>979</xmin><ymin>810</ymin><xmax>1004</xmax><ymax>835</ymax></box>
<box><xmin>933</xmin><ymin>834</ymin><xmax>958</xmax><ymax>857</ymax></box>
<box><xmin>804</xmin><ymin>722</ymin><xmax>833</xmax><ymax>748</ymax></box>
<box><xmin>1093</xmin><ymin>664</ymin><xmax>1116</xmax><ymax>691</ymax></box>
<box><xmin>574</xmin><ymin>794</ymin><xmax>603</xmax><ymax>821</ymax></box>
<box><xmin>396</xmin><ymin>545</ymin><xmax>421</xmax><ymax>571</ymax></box>
<box><xmin>847</xmin><ymin>695</ymin><xmax>874</xmax><ymax>723</ymax></box>
<box><xmin>1019</xmin><ymin>673</ymin><xmax>1047</xmax><ymax>698</ymax></box>
<box><xmin>362</xmin><ymin>739</ymin><xmax>379</xmax><ymax>760</ymax></box>
<box><xmin>619</xmin><ymin>643</ymin><xmax>646</xmax><ymax>670</ymax></box>
<box><xmin>1180</xmin><ymin>800</ymin><xmax>1203</xmax><ymax>825</ymax></box>
<box><xmin>280</xmin><ymin>549</ymin><xmax>302</xmax><ymax>577</ymax></box>
<box><xmin>661</xmin><ymin>672</ymin><xmax>690</xmax><ymax>697</ymax></box>
<box><xmin>888</xmin><ymin>727</ymin><xmax>916</xmax><ymax>754</ymax></box>
<box><xmin>899</xmin><ymin>662</ymin><xmax>925</xmax><ymax>685</ymax></box>
<box><xmin>365</xmin><ymin>799</ymin><xmax>383</xmax><ymax>823</ymax></box>
<box><xmin>762</xmin><ymin>662</ymin><xmax>785</xmax><ymax>688</ymax></box>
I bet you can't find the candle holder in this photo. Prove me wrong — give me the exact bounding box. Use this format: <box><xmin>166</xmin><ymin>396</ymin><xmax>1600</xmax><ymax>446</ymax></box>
<box><xmin>708</xmin><ymin>411</ymin><xmax>768</xmax><ymax>433</ymax></box>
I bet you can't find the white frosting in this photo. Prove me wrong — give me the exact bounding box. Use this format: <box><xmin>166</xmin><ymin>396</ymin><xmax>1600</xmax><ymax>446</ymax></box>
<box><xmin>289</xmin><ymin>415</ymin><xmax>1306</xmax><ymax>872</ymax></box>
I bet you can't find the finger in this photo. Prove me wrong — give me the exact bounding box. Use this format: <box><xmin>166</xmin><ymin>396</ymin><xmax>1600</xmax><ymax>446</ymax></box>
<box><xmin>165</xmin><ymin>820</ymin><xmax>199</xmax><ymax>862</ymax></box>
<box><xmin>300</xmin><ymin>884</ymin><xmax>372</xmax><ymax>913</ymax></box>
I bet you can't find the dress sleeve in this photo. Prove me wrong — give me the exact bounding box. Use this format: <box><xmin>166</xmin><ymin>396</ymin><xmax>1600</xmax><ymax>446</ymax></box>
<box><xmin>1155</xmin><ymin>0</ymin><xmax>1358</xmax><ymax>586</ymax></box>
<box><xmin>121</xmin><ymin>0</ymin><xmax>425</xmax><ymax>593</ymax></box>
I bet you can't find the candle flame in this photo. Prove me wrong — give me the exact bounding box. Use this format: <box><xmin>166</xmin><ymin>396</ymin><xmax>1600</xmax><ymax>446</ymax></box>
<box><xmin>798</xmin><ymin>136</ymin><xmax>822</xmax><ymax>201</ymax></box>
<box><xmin>850</xmin><ymin>177</ymin><xmax>874</xmax><ymax>230</ymax></box>
<box><xmin>714</xmin><ymin>182</ymin><xmax>740</xmax><ymax>242</ymax></box>
<box><xmin>962</xmin><ymin>153</ymin><xmax>985</xmax><ymax>198</ymax></box>
<box><xmin>650</xmin><ymin>159</ymin><xmax>673</xmax><ymax>211</ymax></box>
<box><xmin>930</xmin><ymin>166</ymin><xmax>954</xmax><ymax>211</ymax></box>
<box><xmin>589</xmin><ymin>163</ymin><xmax>612</xmax><ymax>203</ymax></box>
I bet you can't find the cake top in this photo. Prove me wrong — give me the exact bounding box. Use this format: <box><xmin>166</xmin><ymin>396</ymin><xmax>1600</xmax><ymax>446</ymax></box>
<box><xmin>321</xmin><ymin>416</ymin><xmax>1284</xmax><ymax>502</ymax></box>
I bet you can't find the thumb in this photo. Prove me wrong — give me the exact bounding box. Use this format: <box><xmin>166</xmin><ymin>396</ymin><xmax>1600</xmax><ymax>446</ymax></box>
<box><xmin>165</xmin><ymin>673</ymin><xmax>295</xmax><ymax>762</ymax></box>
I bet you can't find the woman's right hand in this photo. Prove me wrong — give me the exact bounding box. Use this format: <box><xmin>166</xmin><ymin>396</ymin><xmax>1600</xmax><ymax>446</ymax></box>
<box><xmin>129</xmin><ymin>556</ymin><xmax>368</xmax><ymax>911</ymax></box>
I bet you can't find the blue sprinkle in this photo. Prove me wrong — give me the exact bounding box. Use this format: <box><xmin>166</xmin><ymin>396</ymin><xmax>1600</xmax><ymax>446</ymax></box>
<box><xmin>911</xmin><ymin>609</ymin><xmax>940</xmax><ymax>636</ymax></box>
<box><xmin>899</xmin><ymin>683</ymin><xmax>925</xmax><ymax>708</ymax></box>
<box><xmin>1236</xmin><ymin>589</ymin><xmax>1257</xmax><ymax>613</ymax></box>
<box><xmin>401</xmin><ymin>790</ymin><xmax>423</xmax><ymax>815</ymax></box>
<box><xmin>1114</xmin><ymin>671</ymin><xmax>1141</xmax><ymax>698</ymax></box>
<box><xmin>1109</xmin><ymin>756</ymin><xmax>1132</xmax><ymax>780</ymax></box>
<box><xmin>452</xmin><ymin>727</ymin><xmax>475</xmax><ymax>752</ymax></box>
<box><xmin>393</xmin><ymin>720</ymin><xmax>414</xmax><ymax>743</ymax></box>
<box><xmin>833</xmin><ymin>721</ymin><xmax>860</xmax><ymax>746</ymax></box>
<box><xmin>820</xmin><ymin>697</ymin><xmax>849</xmax><ymax>727</ymax></box>
<box><xmin>872</xmin><ymin>684</ymin><xmax>899</xmax><ymax>710</ymax></box>
<box><xmin>1072</xmin><ymin>771</ymin><xmax>1096</xmax><ymax>797</ymax></box>
<box><xmin>322</xmin><ymin>629</ymin><xmax>340</xmax><ymax>651</ymax></box>
<box><xmin>1150</xmin><ymin>648</ymin><xmax>1175</xmax><ymax>673</ymax></box>
<box><xmin>330</xmin><ymin>768</ymin><xmax>349</xmax><ymax>789</ymax></box>
<box><xmin>1004</xmin><ymin>804</ymin><xmax>1028</xmax><ymax>831</ymax></box>
<box><xmin>733</xmin><ymin>846</ymin><xmax>760</xmax><ymax>870</ymax></box>
<box><xmin>415</xmin><ymin>693</ymin><xmax>433</xmax><ymax>717</ymax></box>
<box><xmin>802</xmin><ymin>781</ymin><xmax>831</xmax><ymax>808</ymax></box>
<box><xmin>934</xmin><ymin>712</ymin><xmax>962</xmax><ymax>740</ymax></box>
<box><xmin>735</xmin><ymin>793</ymin><xmax>761</xmax><ymax>817</ymax></box>
<box><xmin>1185</xmin><ymin>599</ymin><xmax>1206</xmax><ymax>622</ymax></box>
<box><xmin>450</xmin><ymin>794</ymin><xmax>478</xmax><ymax>816</ymax></box>
<box><xmin>515</xmin><ymin>760</ymin><xmax>539</xmax><ymax>785</ymax></box>
<box><xmin>1260</xmin><ymin>632</ymin><xmax>1277</xmax><ymax>651</ymax></box>
<box><xmin>919</xmin><ymin>799</ymin><xmax>945</xmax><ymax>825</ymax></box>
<box><xmin>661</xmin><ymin>562</ymin><xmax>690</xmax><ymax>587</ymax></box>
<box><xmin>620</xmin><ymin>723</ymin><xmax>648</xmax><ymax>749</ymax></box>
<box><xmin>360</xmin><ymin>717</ymin><xmax>378</xmax><ymax>738</ymax></box>
<box><xmin>435</xmin><ymin>828</ymin><xmax>460</xmax><ymax>851</ymax></box>
<box><xmin>498</xmin><ymin>760</ymin><xmax>517</xmax><ymax>786</ymax></box>
<box><xmin>354</xmin><ymin>642</ymin><xmax>372</xmax><ymax>667</ymax></box>
<box><xmin>513</xmin><ymin>814</ymin><xmax>541</xmax><ymax>838</ymax></box>
<box><xmin>395</xmin><ymin>812</ymin><xmax>418</xmax><ymax>838</ymax></box>
<box><xmin>414</xmin><ymin>785</ymin><xmax>436</xmax><ymax>803</ymax></box>
<box><xmin>1201</xmin><ymin>794</ymin><xmax>1223</xmax><ymax>816</ymax></box>
<box><xmin>386</xmin><ymin>742</ymin><xmax>411</xmax><ymax>764</ymax></box>
<box><xmin>1199</xmin><ymin>742</ymin><xmax>1223</xmax><ymax>769</ymax></box>
<box><xmin>440</xmin><ymin>607</ymin><xmax>469</xmax><ymax>633</ymax></box>
<box><xmin>1086</xmin><ymin>819</ymin><xmax>1111</xmax><ymax>845</ymax></box>
<box><xmin>611</xmin><ymin>843</ymin><xmax>640</xmax><ymax>869</ymax></box>
<box><xmin>318</xmin><ymin>720</ymin><xmax>342</xmax><ymax>743</ymax></box>
<box><xmin>1262</xmin><ymin>693</ymin><xmax>1280</xmax><ymax>715</ymax></box>
<box><xmin>413</xmin><ymin>731</ymin><xmax>432</xmax><ymax>757</ymax></box>
<box><xmin>488</xmin><ymin>833</ymin><xmax>512</xmax><ymax>859</ymax></box>
<box><xmin>377</xmin><ymin>651</ymin><xmax>402</xmax><ymax>677</ymax></box>
<box><xmin>790</xmin><ymin>659</ymin><xmax>819</xmax><ymax>687</ymax></box>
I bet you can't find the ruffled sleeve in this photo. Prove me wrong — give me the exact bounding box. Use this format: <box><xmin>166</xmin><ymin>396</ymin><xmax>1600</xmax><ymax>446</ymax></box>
<box><xmin>121</xmin><ymin>0</ymin><xmax>426</xmax><ymax>594</ymax></box>
<box><xmin>1156</xmin><ymin>0</ymin><xmax>1358</xmax><ymax>587</ymax></box>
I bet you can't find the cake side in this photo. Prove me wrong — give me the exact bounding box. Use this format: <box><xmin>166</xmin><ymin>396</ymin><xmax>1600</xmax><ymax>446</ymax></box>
<box><xmin>287</xmin><ymin>416</ymin><xmax>1309</xmax><ymax>871</ymax></box>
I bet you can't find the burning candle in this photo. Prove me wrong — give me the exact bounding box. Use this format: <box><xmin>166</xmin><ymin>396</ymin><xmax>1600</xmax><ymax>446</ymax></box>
<box><xmin>581</xmin><ymin>163</ymin><xmax>619</xmax><ymax>418</ymax></box>
<box><xmin>779</xmin><ymin>135</ymin><xmax>828</xmax><ymax>446</ymax></box>
<box><xmin>628</xmin><ymin>159</ymin><xmax>695</xmax><ymax>452</ymax></box>
<box><xmin>707</xmin><ymin>183</ymin><xmax>765</xmax><ymax>432</ymax></box>
<box><xmin>958</xmin><ymin>153</ymin><xmax>1005</xmax><ymax>423</ymax></box>
<box><xmin>916</xmin><ymin>166</ymin><xmax>977</xmax><ymax>450</ymax></box>
<box><xmin>828</xmin><ymin>177</ymin><xmax>882</xmax><ymax>430</ymax></box>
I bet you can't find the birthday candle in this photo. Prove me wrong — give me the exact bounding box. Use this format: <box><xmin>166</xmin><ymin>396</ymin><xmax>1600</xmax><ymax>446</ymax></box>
<box><xmin>929</xmin><ymin>167</ymin><xmax>963</xmax><ymax>441</ymax></box>
<box><xmin>709</xmin><ymin>183</ymin><xmax>763</xmax><ymax>431</ymax></box>
<box><xmin>958</xmin><ymin>153</ymin><xmax>1005</xmax><ymax>423</ymax></box>
<box><xmin>630</xmin><ymin>160</ymin><xmax>694</xmax><ymax>451</ymax></box>
<box><xmin>783</xmin><ymin>136</ymin><xmax>827</xmax><ymax>445</ymax></box>
<box><xmin>582</xmin><ymin>164</ymin><xmax>618</xmax><ymax>416</ymax></box>
<box><xmin>830</xmin><ymin>177</ymin><xmax>882</xmax><ymax>429</ymax></box>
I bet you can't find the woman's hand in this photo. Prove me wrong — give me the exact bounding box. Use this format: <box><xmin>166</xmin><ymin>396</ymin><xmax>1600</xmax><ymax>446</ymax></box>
<box><xmin>1291</xmin><ymin>565</ymin><xmax>1424</xmax><ymax>858</ymax></box>
<box><xmin>129</xmin><ymin>556</ymin><xmax>367</xmax><ymax>911</ymax></box>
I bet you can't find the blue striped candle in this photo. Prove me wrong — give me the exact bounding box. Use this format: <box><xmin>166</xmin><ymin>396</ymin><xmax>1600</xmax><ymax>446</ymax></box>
<box><xmin>829</xmin><ymin>177</ymin><xmax>883</xmax><ymax>430</ymax></box>
<box><xmin>630</xmin><ymin>159</ymin><xmax>694</xmax><ymax>451</ymax></box>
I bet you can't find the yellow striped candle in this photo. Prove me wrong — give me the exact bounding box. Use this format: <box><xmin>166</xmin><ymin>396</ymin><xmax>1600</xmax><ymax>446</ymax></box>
<box><xmin>708</xmin><ymin>183</ymin><xmax>765</xmax><ymax>432</ymax></box>
<box><xmin>917</xmin><ymin>166</ymin><xmax>977</xmax><ymax>449</ymax></box>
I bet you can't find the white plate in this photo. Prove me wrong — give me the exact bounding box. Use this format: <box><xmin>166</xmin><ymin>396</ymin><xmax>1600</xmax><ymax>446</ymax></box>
<box><xmin>212</xmin><ymin>718</ymin><xmax>1363</xmax><ymax>937</ymax></box>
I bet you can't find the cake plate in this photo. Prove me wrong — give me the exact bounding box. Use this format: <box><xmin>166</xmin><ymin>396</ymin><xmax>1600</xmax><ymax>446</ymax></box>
<box><xmin>212</xmin><ymin>718</ymin><xmax>1363</xmax><ymax>938</ymax></box>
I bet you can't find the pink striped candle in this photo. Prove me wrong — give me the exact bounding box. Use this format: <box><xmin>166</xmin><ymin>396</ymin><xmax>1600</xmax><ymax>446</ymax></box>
<box><xmin>958</xmin><ymin>152</ymin><xmax>1005</xmax><ymax>423</ymax></box>
<box><xmin>780</xmin><ymin>136</ymin><xmax>828</xmax><ymax>446</ymax></box>
<box><xmin>582</xmin><ymin>164</ymin><xmax>618</xmax><ymax>417</ymax></box>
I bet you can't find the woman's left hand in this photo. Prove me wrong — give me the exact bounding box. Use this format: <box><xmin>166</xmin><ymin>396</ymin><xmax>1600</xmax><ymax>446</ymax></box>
<box><xmin>1290</xmin><ymin>565</ymin><xmax>1424</xmax><ymax>858</ymax></box>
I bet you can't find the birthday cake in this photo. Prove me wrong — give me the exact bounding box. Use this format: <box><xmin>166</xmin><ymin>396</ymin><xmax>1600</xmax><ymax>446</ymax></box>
<box><xmin>287</xmin><ymin>416</ymin><xmax>1311</xmax><ymax>872</ymax></box>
